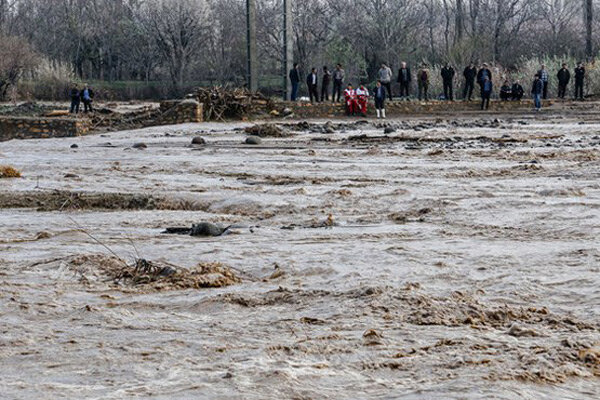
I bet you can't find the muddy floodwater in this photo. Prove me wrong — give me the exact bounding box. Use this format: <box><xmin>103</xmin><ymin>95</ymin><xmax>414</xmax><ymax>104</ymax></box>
<box><xmin>1</xmin><ymin>114</ymin><xmax>600</xmax><ymax>399</ymax></box>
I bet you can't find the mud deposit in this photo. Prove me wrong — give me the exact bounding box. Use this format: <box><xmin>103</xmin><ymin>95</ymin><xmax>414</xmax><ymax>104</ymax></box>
<box><xmin>1</xmin><ymin>114</ymin><xmax>600</xmax><ymax>399</ymax></box>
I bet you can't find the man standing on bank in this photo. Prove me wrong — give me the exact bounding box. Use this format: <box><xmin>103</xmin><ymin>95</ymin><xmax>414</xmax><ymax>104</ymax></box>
<box><xmin>306</xmin><ymin>68</ymin><xmax>319</xmax><ymax>103</ymax></box>
<box><xmin>556</xmin><ymin>63</ymin><xmax>570</xmax><ymax>99</ymax></box>
<box><xmin>481</xmin><ymin>76</ymin><xmax>493</xmax><ymax>110</ymax></box>
<box><xmin>378</xmin><ymin>63</ymin><xmax>393</xmax><ymax>101</ymax></box>
<box><xmin>532</xmin><ymin>73</ymin><xmax>543</xmax><ymax>111</ymax></box>
<box><xmin>574</xmin><ymin>62</ymin><xmax>585</xmax><ymax>101</ymax></box>
<box><xmin>289</xmin><ymin>63</ymin><xmax>300</xmax><ymax>101</ymax></box>
<box><xmin>463</xmin><ymin>62</ymin><xmax>477</xmax><ymax>101</ymax></box>
<box><xmin>332</xmin><ymin>64</ymin><xmax>345</xmax><ymax>103</ymax></box>
<box><xmin>374</xmin><ymin>80</ymin><xmax>386</xmax><ymax>119</ymax></box>
<box><xmin>81</xmin><ymin>84</ymin><xmax>94</xmax><ymax>113</ymax></box>
<box><xmin>417</xmin><ymin>64</ymin><xmax>430</xmax><ymax>101</ymax></box>
<box><xmin>537</xmin><ymin>64</ymin><xmax>549</xmax><ymax>99</ymax></box>
<box><xmin>69</xmin><ymin>84</ymin><xmax>80</xmax><ymax>114</ymax></box>
<box><xmin>441</xmin><ymin>62</ymin><xmax>455</xmax><ymax>100</ymax></box>
<box><xmin>321</xmin><ymin>66</ymin><xmax>332</xmax><ymax>102</ymax></box>
<box><xmin>397</xmin><ymin>62</ymin><xmax>411</xmax><ymax>100</ymax></box>
<box><xmin>477</xmin><ymin>63</ymin><xmax>492</xmax><ymax>94</ymax></box>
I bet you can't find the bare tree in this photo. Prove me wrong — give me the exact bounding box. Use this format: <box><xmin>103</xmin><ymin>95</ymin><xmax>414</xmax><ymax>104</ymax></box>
<box><xmin>144</xmin><ymin>0</ymin><xmax>211</xmax><ymax>92</ymax></box>
<box><xmin>0</xmin><ymin>34</ymin><xmax>38</xmax><ymax>99</ymax></box>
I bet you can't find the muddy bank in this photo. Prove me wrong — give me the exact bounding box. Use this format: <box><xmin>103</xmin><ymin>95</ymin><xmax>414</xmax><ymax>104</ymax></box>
<box><xmin>0</xmin><ymin>190</ymin><xmax>215</xmax><ymax>211</ymax></box>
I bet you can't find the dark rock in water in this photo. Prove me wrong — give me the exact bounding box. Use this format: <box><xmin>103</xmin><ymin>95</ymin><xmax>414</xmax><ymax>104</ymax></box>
<box><xmin>191</xmin><ymin>136</ymin><xmax>206</xmax><ymax>145</ymax></box>
<box><xmin>323</xmin><ymin>121</ymin><xmax>335</xmax><ymax>134</ymax></box>
<box><xmin>70</xmin><ymin>144</ymin><xmax>79</xmax><ymax>149</ymax></box>
<box><xmin>296</xmin><ymin>121</ymin><xmax>311</xmax><ymax>130</ymax></box>
<box><xmin>245</xmin><ymin>136</ymin><xmax>262</xmax><ymax>145</ymax></box>
<box><xmin>384</xmin><ymin>127</ymin><xmax>395</xmax><ymax>134</ymax></box>
<box><xmin>163</xmin><ymin>223</ymin><xmax>229</xmax><ymax>237</ymax></box>
<box><xmin>133</xmin><ymin>142</ymin><xmax>147</xmax><ymax>149</ymax></box>
<box><xmin>64</xmin><ymin>173</ymin><xmax>79</xmax><ymax>179</ymax></box>
<box><xmin>190</xmin><ymin>222</ymin><xmax>228</xmax><ymax>237</ymax></box>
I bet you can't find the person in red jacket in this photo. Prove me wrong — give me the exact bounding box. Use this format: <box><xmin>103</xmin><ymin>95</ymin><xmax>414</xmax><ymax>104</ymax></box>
<box><xmin>344</xmin><ymin>84</ymin><xmax>358</xmax><ymax>116</ymax></box>
<box><xmin>355</xmin><ymin>84</ymin><xmax>370</xmax><ymax>116</ymax></box>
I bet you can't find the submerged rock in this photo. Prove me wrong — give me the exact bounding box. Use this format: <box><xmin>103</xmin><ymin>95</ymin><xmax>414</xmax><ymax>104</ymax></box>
<box><xmin>190</xmin><ymin>222</ymin><xmax>228</xmax><ymax>237</ymax></box>
<box><xmin>324</xmin><ymin>121</ymin><xmax>335</xmax><ymax>134</ymax></box>
<box><xmin>163</xmin><ymin>222</ymin><xmax>229</xmax><ymax>237</ymax></box>
<box><xmin>132</xmin><ymin>142</ymin><xmax>147</xmax><ymax>149</ymax></box>
<box><xmin>191</xmin><ymin>136</ymin><xmax>206</xmax><ymax>145</ymax></box>
<box><xmin>245</xmin><ymin>136</ymin><xmax>262</xmax><ymax>145</ymax></box>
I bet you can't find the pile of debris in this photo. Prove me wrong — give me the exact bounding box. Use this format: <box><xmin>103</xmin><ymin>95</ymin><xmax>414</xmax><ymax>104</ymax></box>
<box><xmin>89</xmin><ymin>105</ymin><xmax>161</xmax><ymax>131</ymax></box>
<box><xmin>194</xmin><ymin>86</ymin><xmax>273</xmax><ymax>121</ymax></box>
<box><xmin>0</xmin><ymin>102</ymin><xmax>52</xmax><ymax>117</ymax></box>
<box><xmin>56</xmin><ymin>254</ymin><xmax>241</xmax><ymax>291</ymax></box>
<box><xmin>244</xmin><ymin>123</ymin><xmax>293</xmax><ymax>138</ymax></box>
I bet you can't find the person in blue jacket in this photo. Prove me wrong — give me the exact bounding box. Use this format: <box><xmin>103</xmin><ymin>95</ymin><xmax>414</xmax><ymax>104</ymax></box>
<box><xmin>481</xmin><ymin>76</ymin><xmax>493</xmax><ymax>110</ymax></box>
<box><xmin>531</xmin><ymin>73</ymin><xmax>544</xmax><ymax>111</ymax></box>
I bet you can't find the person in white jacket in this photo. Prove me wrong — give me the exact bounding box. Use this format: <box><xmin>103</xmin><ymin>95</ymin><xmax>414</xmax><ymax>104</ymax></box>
<box><xmin>378</xmin><ymin>63</ymin><xmax>393</xmax><ymax>101</ymax></box>
<box><xmin>355</xmin><ymin>84</ymin><xmax>370</xmax><ymax>117</ymax></box>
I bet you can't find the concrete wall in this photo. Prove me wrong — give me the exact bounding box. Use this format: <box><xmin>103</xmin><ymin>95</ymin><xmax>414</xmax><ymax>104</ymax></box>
<box><xmin>0</xmin><ymin>117</ymin><xmax>90</xmax><ymax>141</ymax></box>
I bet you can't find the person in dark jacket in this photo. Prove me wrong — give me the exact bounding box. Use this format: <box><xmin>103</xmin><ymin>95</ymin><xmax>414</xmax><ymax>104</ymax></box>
<box><xmin>500</xmin><ymin>81</ymin><xmax>512</xmax><ymax>101</ymax></box>
<box><xmin>556</xmin><ymin>63</ymin><xmax>570</xmax><ymax>99</ymax></box>
<box><xmin>463</xmin><ymin>63</ymin><xmax>477</xmax><ymax>101</ymax></box>
<box><xmin>69</xmin><ymin>84</ymin><xmax>80</xmax><ymax>114</ymax></box>
<box><xmin>81</xmin><ymin>84</ymin><xmax>94</xmax><ymax>113</ymax></box>
<box><xmin>441</xmin><ymin>62</ymin><xmax>455</xmax><ymax>100</ymax></box>
<box><xmin>397</xmin><ymin>62</ymin><xmax>411</xmax><ymax>100</ymax></box>
<box><xmin>321</xmin><ymin>66</ymin><xmax>331</xmax><ymax>102</ymax></box>
<box><xmin>531</xmin><ymin>74</ymin><xmax>543</xmax><ymax>110</ymax></box>
<box><xmin>306</xmin><ymin>68</ymin><xmax>319</xmax><ymax>103</ymax></box>
<box><xmin>374</xmin><ymin>80</ymin><xmax>387</xmax><ymax>119</ymax></box>
<box><xmin>511</xmin><ymin>81</ymin><xmax>524</xmax><ymax>101</ymax></box>
<box><xmin>417</xmin><ymin>64</ymin><xmax>430</xmax><ymax>101</ymax></box>
<box><xmin>481</xmin><ymin>76</ymin><xmax>493</xmax><ymax>110</ymax></box>
<box><xmin>289</xmin><ymin>63</ymin><xmax>300</xmax><ymax>101</ymax></box>
<box><xmin>477</xmin><ymin>63</ymin><xmax>492</xmax><ymax>93</ymax></box>
<box><xmin>537</xmin><ymin>64</ymin><xmax>549</xmax><ymax>99</ymax></box>
<box><xmin>574</xmin><ymin>62</ymin><xmax>585</xmax><ymax>101</ymax></box>
<box><xmin>332</xmin><ymin>64</ymin><xmax>345</xmax><ymax>103</ymax></box>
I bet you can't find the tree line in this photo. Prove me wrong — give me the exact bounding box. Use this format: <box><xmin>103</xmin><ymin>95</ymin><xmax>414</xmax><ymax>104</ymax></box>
<box><xmin>0</xmin><ymin>0</ymin><xmax>598</xmax><ymax>99</ymax></box>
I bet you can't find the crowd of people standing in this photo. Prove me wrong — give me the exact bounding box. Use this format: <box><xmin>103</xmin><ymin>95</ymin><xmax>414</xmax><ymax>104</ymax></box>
<box><xmin>289</xmin><ymin>61</ymin><xmax>587</xmax><ymax>115</ymax></box>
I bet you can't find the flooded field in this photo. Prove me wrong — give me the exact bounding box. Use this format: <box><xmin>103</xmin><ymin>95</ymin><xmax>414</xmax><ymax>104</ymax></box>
<box><xmin>1</xmin><ymin>113</ymin><xmax>599</xmax><ymax>399</ymax></box>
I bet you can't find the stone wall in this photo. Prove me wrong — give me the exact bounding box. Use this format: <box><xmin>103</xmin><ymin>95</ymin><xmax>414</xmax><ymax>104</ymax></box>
<box><xmin>285</xmin><ymin>99</ymin><xmax>553</xmax><ymax>118</ymax></box>
<box><xmin>0</xmin><ymin>117</ymin><xmax>91</xmax><ymax>141</ymax></box>
<box><xmin>158</xmin><ymin>99</ymin><xmax>203</xmax><ymax>124</ymax></box>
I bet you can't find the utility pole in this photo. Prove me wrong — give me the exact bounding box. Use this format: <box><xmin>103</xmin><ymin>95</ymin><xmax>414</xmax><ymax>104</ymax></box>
<box><xmin>246</xmin><ymin>0</ymin><xmax>258</xmax><ymax>91</ymax></box>
<box><xmin>283</xmin><ymin>0</ymin><xmax>293</xmax><ymax>100</ymax></box>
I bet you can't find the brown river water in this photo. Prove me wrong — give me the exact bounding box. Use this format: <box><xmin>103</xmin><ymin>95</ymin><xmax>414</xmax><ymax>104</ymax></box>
<box><xmin>1</xmin><ymin>114</ymin><xmax>599</xmax><ymax>399</ymax></box>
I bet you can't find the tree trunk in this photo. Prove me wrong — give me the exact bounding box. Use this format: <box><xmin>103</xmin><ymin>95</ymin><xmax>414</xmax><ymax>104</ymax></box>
<box><xmin>456</xmin><ymin>0</ymin><xmax>464</xmax><ymax>42</ymax></box>
<box><xmin>585</xmin><ymin>0</ymin><xmax>593</xmax><ymax>60</ymax></box>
